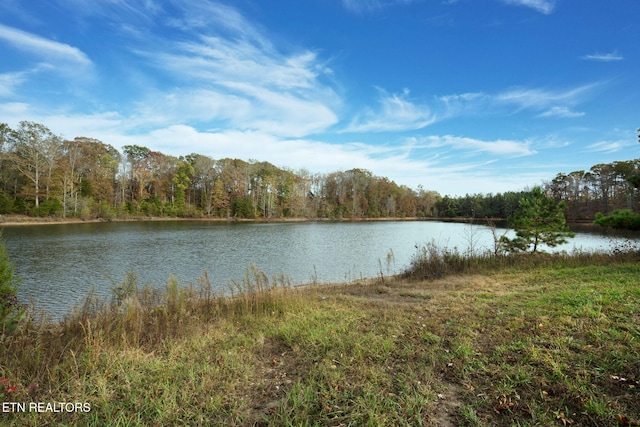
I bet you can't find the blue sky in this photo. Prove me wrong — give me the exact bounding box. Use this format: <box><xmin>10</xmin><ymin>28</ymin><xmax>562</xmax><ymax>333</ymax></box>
<box><xmin>0</xmin><ymin>0</ymin><xmax>638</xmax><ymax>196</ymax></box>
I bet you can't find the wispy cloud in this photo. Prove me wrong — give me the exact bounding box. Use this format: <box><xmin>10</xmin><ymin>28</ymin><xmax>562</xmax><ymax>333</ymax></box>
<box><xmin>340</xmin><ymin>0</ymin><xmax>417</xmax><ymax>14</ymax></box>
<box><xmin>0</xmin><ymin>71</ymin><xmax>27</xmax><ymax>97</ymax></box>
<box><xmin>165</xmin><ymin>37</ymin><xmax>325</xmax><ymax>91</ymax></box>
<box><xmin>0</xmin><ymin>63</ymin><xmax>64</xmax><ymax>98</ymax></box>
<box><xmin>344</xmin><ymin>89</ymin><xmax>436</xmax><ymax>133</ymax></box>
<box><xmin>537</xmin><ymin>106</ymin><xmax>585</xmax><ymax>118</ymax></box>
<box><xmin>586</xmin><ymin>140</ymin><xmax>628</xmax><ymax>153</ymax></box>
<box><xmin>498</xmin><ymin>87</ymin><xmax>576</xmax><ymax>109</ymax></box>
<box><xmin>343</xmin><ymin>0</ymin><xmax>556</xmax><ymax>15</ymax></box>
<box><xmin>0</xmin><ymin>1</ymin><xmax>340</xmax><ymax>139</ymax></box>
<box><xmin>499</xmin><ymin>0</ymin><xmax>556</xmax><ymax>14</ymax></box>
<box><xmin>0</xmin><ymin>23</ymin><xmax>92</xmax><ymax>67</ymax></box>
<box><xmin>580</xmin><ymin>51</ymin><xmax>624</xmax><ymax>62</ymax></box>
<box><xmin>438</xmin><ymin>92</ymin><xmax>490</xmax><ymax>118</ymax></box>
<box><xmin>0</xmin><ymin>102</ymin><xmax>30</xmax><ymax>120</ymax></box>
<box><xmin>437</xmin><ymin>84</ymin><xmax>594</xmax><ymax>121</ymax></box>
<box><xmin>343</xmin><ymin>83</ymin><xmax>595</xmax><ymax>133</ymax></box>
<box><xmin>109</xmin><ymin>1</ymin><xmax>341</xmax><ymax>138</ymax></box>
<box><xmin>58</xmin><ymin>0</ymin><xmax>161</xmax><ymax>26</ymax></box>
<box><xmin>417</xmin><ymin>135</ymin><xmax>535</xmax><ymax>157</ymax></box>
<box><xmin>165</xmin><ymin>1</ymin><xmax>266</xmax><ymax>43</ymax></box>
<box><xmin>496</xmin><ymin>84</ymin><xmax>597</xmax><ymax>114</ymax></box>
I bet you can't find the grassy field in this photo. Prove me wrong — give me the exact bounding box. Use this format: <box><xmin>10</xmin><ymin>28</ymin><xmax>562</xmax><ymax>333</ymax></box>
<box><xmin>1</xmin><ymin>251</ymin><xmax>639</xmax><ymax>426</ymax></box>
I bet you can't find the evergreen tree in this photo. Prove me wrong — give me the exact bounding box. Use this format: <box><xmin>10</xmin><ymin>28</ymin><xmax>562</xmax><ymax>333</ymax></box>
<box><xmin>501</xmin><ymin>186</ymin><xmax>574</xmax><ymax>253</ymax></box>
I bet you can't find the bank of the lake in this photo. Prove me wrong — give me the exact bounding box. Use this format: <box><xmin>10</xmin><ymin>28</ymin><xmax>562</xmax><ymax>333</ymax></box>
<box><xmin>1</xmin><ymin>251</ymin><xmax>639</xmax><ymax>426</ymax></box>
<box><xmin>0</xmin><ymin>213</ymin><xmax>608</xmax><ymax>228</ymax></box>
<box><xmin>0</xmin><ymin>213</ymin><xmax>487</xmax><ymax>227</ymax></box>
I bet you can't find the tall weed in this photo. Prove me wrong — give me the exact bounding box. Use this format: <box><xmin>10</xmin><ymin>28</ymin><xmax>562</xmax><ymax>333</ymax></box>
<box><xmin>0</xmin><ymin>231</ymin><xmax>25</xmax><ymax>335</ymax></box>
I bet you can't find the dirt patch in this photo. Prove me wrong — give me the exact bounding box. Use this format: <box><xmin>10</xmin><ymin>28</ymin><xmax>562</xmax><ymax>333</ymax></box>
<box><xmin>247</xmin><ymin>337</ymin><xmax>301</xmax><ymax>424</ymax></box>
<box><xmin>432</xmin><ymin>381</ymin><xmax>466</xmax><ymax>427</ymax></box>
<box><xmin>0</xmin><ymin>215</ymin><xmax>105</xmax><ymax>226</ymax></box>
<box><xmin>334</xmin><ymin>275</ymin><xmax>505</xmax><ymax>307</ymax></box>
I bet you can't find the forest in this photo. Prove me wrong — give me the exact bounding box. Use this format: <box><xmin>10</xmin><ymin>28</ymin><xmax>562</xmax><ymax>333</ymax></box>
<box><xmin>1</xmin><ymin>121</ymin><xmax>639</xmax><ymax>221</ymax></box>
<box><xmin>438</xmin><ymin>160</ymin><xmax>640</xmax><ymax>221</ymax></box>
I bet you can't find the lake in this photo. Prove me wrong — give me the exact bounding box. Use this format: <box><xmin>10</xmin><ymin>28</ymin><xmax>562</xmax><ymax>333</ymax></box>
<box><xmin>2</xmin><ymin>220</ymin><xmax>637</xmax><ymax>319</ymax></box>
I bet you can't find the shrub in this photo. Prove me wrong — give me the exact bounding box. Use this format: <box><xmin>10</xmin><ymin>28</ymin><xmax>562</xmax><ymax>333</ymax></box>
<box><xmin>12</xmin><ymin>198</ymin><xmax>28</xmax><ymax>215</ymax></box>
<box><xmin>595</xmin><ymin>209</ymin><xmax>640</xmax><ymax>230</ymax></box>
<box><xmin>402</xmin><ymin>241</ymin><xmax>496</xmax><ymax>279</ymax></box>
<box><xmin>35</xmin><ymin>199</ymin><xmax>63</xmax><ymax>217</ymax></box>
<box><xmin>0</xmin><ymin>193</ymin><xmax>13</xmax><ymax>214</ymax></box>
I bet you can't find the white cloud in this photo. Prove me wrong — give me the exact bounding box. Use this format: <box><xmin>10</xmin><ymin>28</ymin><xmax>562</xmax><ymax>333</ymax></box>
<box><xmin>162</xmin><ymin>37</ymin><xmax>327</xmax><ymax>92</ymax></box>
<box><xmin>224</xmin><ymin>83</ymin><xmax>338</xmax><ymax>136</ymax></box>
<box><xmin>341</xmin><ymin>0</ymin><xmax>417</xmax><ymax>14</ymax></box>
<box><xmin>140</xmin><ymin>55</ymin><xmax>338</xmax><ymax>137</ymax></box>
<box><xmin>344</xmin><ymin>90</ymin><xmax>436</xmax><ymax>133</ymax></box>
<box><xmin>0</xmin><ymin>23</ymin><xmax>92</xmax><ymax>67</ymax></box>
<box><xmin>57</xmin><ymin>0</ymin><xmax>161</xmax><ymax>27</ymax></box>
<box><xmin>131</xmin><ymin>89</ymin><xmax>251</xmax><ymax>129</ymax></box>
<box><xmin>499</xmin><ymin>0</ymin><xmax>556</xmax><ymax>14</ymax></box>
<box><xmin>342</xmin><ymin>0</ymin><xmax>383</xmax><ymax>13</ymax></box>
<box><xmin>586</xmin><ymin>140</ymin><xmax>628</xmax><ymax>154</ymax></box>
<box><xmin>418</xmin><ymin>135</ymin><xmax>536</xmax><ymax>157</ymax></box>
<box><xmin>436</xmin><ymin>84</ymin><xmax>595</xmax><ymax>121</ymax></box>
<box><xmin>413</xmin><ymin>165</ymin><xmax>547</xmax><ymax>196</ymax></box>
<box><xmin>438</xmin><ymin>92</ymin><xmax>490</xmax><ymax>118</ymax></box>
<box><xmin>343</xmin><ymin>0</ymin><xmax>556</xmax><ymax>15</ymax></box>
<box><xmin>496</xmin><ymin>84</ymin><xmax>597</xmax><ymax>114</ymax></box>
<box><xmin>0</xmin><ymin>62</ymin><xmax>69</xmax><ymax>97</ymax></box>
<box><xmin>498</xmin><ymin>87</ymin><xmax>573</xmax><ymax>109</ymax></box>
<box><xmin>580</xmin><ymin>52</ymin><xmax>624</xmax><ymax>62</ymax></box>
<box><xmin>0</xmin><ymin>102</ymin><xmax>31</xmax><ymax>120</ymax></box>
<box><xmin>166</xmin><ymin>1</ymin><xmax>264</xmax><ymax>42</ymax></box>
<box><xmin>2</xmin><ymin>108</ymin><xmax>126</xmax><ymax>142</ymax></box>
<box><xmin>341</xmin><ymin>83</ymin><xmax>595</xmax><ymax>134</ymax></box>
<box><xmin>132</xmin><ymin>12</ymin><xmax>339</xmax><ymax>138</ymax></box>
<box><xmin>0</xmin><ymin>71</ymin><xmax>28</xmax><ymax>97</ymax></box>
<box><xmin>537</xmin><ymin>106</ymin><xmax>585</xmax><ymax>118</ymax></box>
<box><xmin>40</xmin><ymin>112</ymin><xmax>125</xmax><ymax>139</ymax></box>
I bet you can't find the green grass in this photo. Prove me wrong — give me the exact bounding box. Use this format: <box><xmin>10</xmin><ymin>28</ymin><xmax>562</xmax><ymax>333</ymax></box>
<box><xmin>0</xmin><ymin>251</ymin><xmax>639</xmax><ymax>426</ymax></box>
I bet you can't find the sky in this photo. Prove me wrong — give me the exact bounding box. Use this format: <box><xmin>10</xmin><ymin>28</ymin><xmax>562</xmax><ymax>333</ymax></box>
<box><xmin>0</xmin><ymin>0</ymin><xmax>638</xmax><ymax>196</ymax></box>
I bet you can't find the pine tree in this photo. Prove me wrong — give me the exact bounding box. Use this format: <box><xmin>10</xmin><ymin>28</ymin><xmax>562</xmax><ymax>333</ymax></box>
<box><xmin>500</xmin><ymin>187</ymin><xmax>575</xmax><ymax>253</ymax></box>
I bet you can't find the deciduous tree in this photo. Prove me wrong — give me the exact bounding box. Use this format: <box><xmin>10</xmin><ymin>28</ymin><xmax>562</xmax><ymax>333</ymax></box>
<box><xmin>6</xmin><ymin>121</ymin><xmax>61</xmax><ymax>208</ymax></box>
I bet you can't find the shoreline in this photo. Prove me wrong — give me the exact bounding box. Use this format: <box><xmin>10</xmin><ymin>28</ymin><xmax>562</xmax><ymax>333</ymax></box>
<box><xmin>0</xmin><ymin>214</ymin><xmax>598</xmax><ymax>228</ymax></box>
<box><xmin>0</xmin><ymin>214</ymin><xmax>495</xmax><ymax>227</ymax></box>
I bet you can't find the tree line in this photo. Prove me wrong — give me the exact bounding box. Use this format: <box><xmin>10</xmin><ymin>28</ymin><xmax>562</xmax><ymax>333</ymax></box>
<box><xmin>1</xmin><ymin>121</ymin><xmax>638</xmax><ymax>221</ymax></box>
<box><xmin>0</xmin><ymin>121</ymin><xmax>440</xmax><ymax>219</ymax></box>
<box><xmin>433</xmin><ymin>160</ymin><xmax>640</xmax><ymax>221</ymax></box>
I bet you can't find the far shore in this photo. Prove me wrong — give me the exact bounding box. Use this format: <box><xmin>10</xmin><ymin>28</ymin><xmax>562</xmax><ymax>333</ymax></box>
<box><xmin>0</xmin><ymin>214</ymin><xmax>601</xmax><ymax>228</ymax></box>
<box><xmin>0</xmin><ymin>214</ymin><xmax>507</xmax><ymax>227</ymax></box>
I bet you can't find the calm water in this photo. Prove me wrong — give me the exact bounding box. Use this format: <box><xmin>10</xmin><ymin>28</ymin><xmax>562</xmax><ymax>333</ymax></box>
<box><xmin>2</xmin><ymin>220</ymin><xmax>637</xmax><ymax>319</ymax></box>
